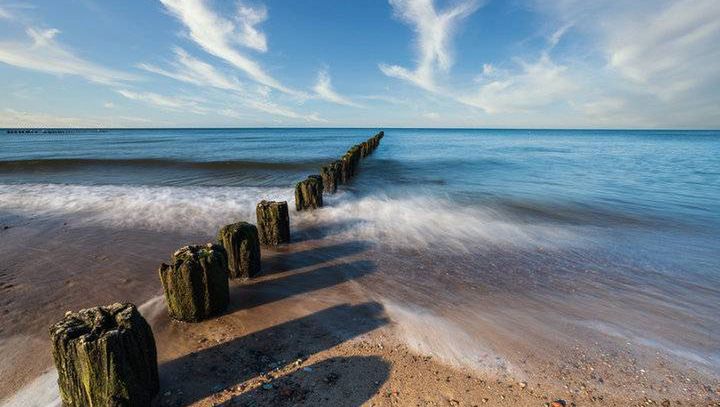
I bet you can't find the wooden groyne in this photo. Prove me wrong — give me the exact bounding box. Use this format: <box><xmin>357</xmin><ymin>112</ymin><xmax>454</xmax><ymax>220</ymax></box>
<box><xmin>47</xmin><ymin>130</ymin><xmax>386</xmax><ymax>402</ymax></box>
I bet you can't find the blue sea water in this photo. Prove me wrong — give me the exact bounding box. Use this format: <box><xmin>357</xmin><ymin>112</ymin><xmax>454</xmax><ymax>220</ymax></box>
<box><xmin>1</xmin><ymin>128</ymin><xmax>719</xmax><ymax>375</ymax></box>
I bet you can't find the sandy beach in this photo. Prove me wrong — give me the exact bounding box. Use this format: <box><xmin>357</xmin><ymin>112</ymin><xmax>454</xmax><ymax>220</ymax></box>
<box><xmin>1</xmin><ymin>210</ymin><xmax>718</xmax><ymax>407</ymax></box>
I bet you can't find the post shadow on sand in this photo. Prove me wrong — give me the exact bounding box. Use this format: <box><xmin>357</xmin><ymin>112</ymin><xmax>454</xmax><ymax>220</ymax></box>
<box><xmin>228</xmin><ymin>259</ymin><xmax>376</xmax><ymax>312</ymax></box>
<box><xmin>290</xmin><ymin>219</ymin><xmax>366</xmax><ymax>243</ymax></box>
<box><xmin>260</xmin><ymin>240</ymin><xmax>372</xmax><ymax>276</ymax></box>
<box><xmin>224</xmin><ymin>356</ymin><xmax>391</xmax><ymax>406</ymax></box>
<box><xmin>158</xmin><ymin>302</ymin><xmax>388</xmax><ymax>406</ymax></box>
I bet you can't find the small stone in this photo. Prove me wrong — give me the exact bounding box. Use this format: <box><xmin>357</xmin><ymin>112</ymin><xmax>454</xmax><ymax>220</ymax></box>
<box><xmin>302</xmin><ymin>367</ymin><xmax>313</xmax><ymax>372</ymax></box>
<box><xmin>519</xmin><ymin>381</ymin><xmax>527</xmax><ymax>389</ymax></box>
<box><xmin>550</xmin><ymin>400</ymin><xmax>567</xmax><ymax>407</ymax></box>
<box><xmin>262</xmin><ymin>383</ymin><xmax>273</xmax><ymax>390</ymax></box>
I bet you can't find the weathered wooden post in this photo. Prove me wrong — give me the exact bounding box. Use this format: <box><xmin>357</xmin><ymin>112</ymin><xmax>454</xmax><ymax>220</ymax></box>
<box><xmin>256</xmin><ymin>200</ymin><xmax>290</xmax><ymax>246</ymax></box>
<box><xmin>158</xmin><ymin>244</ymin><xmax>229</xmax><ymax>322</ymax></box>
<box><xmin>339</xmin><ymin>155</ymin><xmax>352</xmax><ymax>184</ymax></box>
<box><xmin>295</xmin><ymin>175</ymin><xmax>324</xmax><ymax>210</ymax></box>
<box><xmin>362</xmin><ymin>141</ymin><xmax>371</xmax><ymax>157</ymax></box>
<box><xmin>217</xmin><ymin>221</ymin><xmax>261</xmax><ymax>280</ymax></box>
<box><xmin>50</xmin><ymin>303</ymin><xmax>159</xmax><ymax>407</ymax></box>
<box><xmin>321</xmin><ymin>160</ymin><xmax>342</xmax><ymax>194</ymax></box>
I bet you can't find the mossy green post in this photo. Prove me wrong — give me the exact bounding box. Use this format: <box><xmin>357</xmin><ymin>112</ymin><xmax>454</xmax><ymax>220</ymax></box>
<box><xmin>321</xmin><ymin>160</ymin><xmax>341</xmax><ymax>194</ymax></box>
<box><xmin>49</xmin><ymin>303</ymin><xmax>159</xmax><ymax>407</ymax></box>
<box><xmin>158</xmin><ymin>244</ymin><xmax>229</xmax><ymax>322</ymax></box>
<box><xmin>217</xmin><ymin>221</ymin><xmax>261</xmax><ymax>280</ymax></box>
<box><xmin>295</xmin><ymin>175</ymin><xmax>324</xmax><ymax>211</ymax></box>
<box><xmin>256</xmin><ymin>200</ymin><xmax>290</xmax><ymax>246</ymax></box>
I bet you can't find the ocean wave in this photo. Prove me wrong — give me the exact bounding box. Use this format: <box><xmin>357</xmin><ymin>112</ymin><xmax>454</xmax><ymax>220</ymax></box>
<box><xmin>0</xmin><ymin>158</ymin><xmax>324</xmax><ymax>172</ymax></box>
<box><xmin>0</xmin><ymin>183</ymin><xmax>292</xmax><ymax>233</ymax></box>
<box><xmin>0</xmin><ymin>184</ymin><xmax>583</xmax><ymax>249</ymax></box>
<box><xmin>296</xmin><ymin>192</ymin><xmax>584</xmax><ymax>251</ymax></box>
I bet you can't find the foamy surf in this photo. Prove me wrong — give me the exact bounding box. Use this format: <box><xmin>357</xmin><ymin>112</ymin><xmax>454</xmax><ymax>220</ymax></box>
<box><xmin>298</xmin><ymin>191</ymin><xmax>585</xmax><ymax>251</ymax></box>
<box><xmin>382</xmin><ymin>300</ymin><xmax>522</xmax><ymax>379</ymax></box>
<box><xmin>0</xmin><ymin>369</ymin><xmax>60</xmax><ymax>407</ymax></box>
<box><xmin>0</xmin><ymin>183</ymin><xmax>292</xmax><ymax>234</ymax></box>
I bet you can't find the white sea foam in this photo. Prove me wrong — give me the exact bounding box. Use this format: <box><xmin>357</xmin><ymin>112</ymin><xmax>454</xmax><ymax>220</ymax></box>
<box><xmin>577</xmin><ymin>319</ymin><xmax>720</xmax><ymax>371</ymax></box>
<box><xmin>300</xmin><ymin>192</ymin><xmax>583</xmax><ymax>251</ymax></box>
<box><xmin>0</xmin><ymin>184</ymin><xmax>581</xmax><ymax>250</ymax></box>
<box><xmin>382</xmin><ymin>300</ymin><xmax>521</xmax><ymax>378</ymax></box>
<box><xmin>0</xmin><ymin>183</ymin><xmax>292</xmax><ymax>233</ymax></box>
<box><xmin>0</xmin><ymin>369</ymin><xmax>60</xmax><ymax>407</ymax></box>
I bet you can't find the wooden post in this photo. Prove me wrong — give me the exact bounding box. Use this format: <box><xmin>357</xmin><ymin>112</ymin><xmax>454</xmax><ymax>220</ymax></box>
<box><xmin>256</xmin><ymin>200</ymin><xmax>290</xmax><ymax>246</ymax></box>
<box><xmin>295</xmin><ymin>175</ymin><xmax>324</xmax><ymax>211</ymax></box>
<box><xmin>217</xmin><ymin>222</ymin><xmax>261</xmax><ymax>280</ymax></box>
<box><xmin>321</xmin><ymin>160</ymin><xmax>342</xmax><ymax>194</ymax></box>
<box><xmin>158</xmin><ymin>244</ymin><xmax>229</xmax><ymax>322</ymax></box>
<box><xmin>49</xmin><ymin>303</ymin><xmax>159</xmax><ymax>407</ymax></box>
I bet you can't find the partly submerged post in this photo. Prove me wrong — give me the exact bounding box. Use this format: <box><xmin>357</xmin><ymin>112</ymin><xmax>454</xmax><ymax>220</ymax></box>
<box><xmin>295</xmin><ymin>175</ymin><xmax>324</xmax><ymax>211</ymax></box>
<box><xmin>217</xmin><ymin>221</ymin><xmax>261</xmax><ymax>280</ymax></box>
<box><xmin>158</xmin><ymin>244</ymin><xmax>229</xmax><ymax>322</ymax></box>
<box><xmin>321</xmin><ymin>160</ymin><xmax>342</xmax><ymax>194</ymax></box>
<box><xmin>49</xmin><ymin>303</ymin><xmax>159</xmax><ymax>407</ymax></box>
<box><xmin>256</xmin><ymin>200</ymin><xmax>290</xmax><ymax>246</ymax></box>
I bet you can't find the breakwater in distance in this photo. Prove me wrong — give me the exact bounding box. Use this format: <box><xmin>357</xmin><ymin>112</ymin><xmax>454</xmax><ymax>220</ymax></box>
<box><xmin>43</xmin><ymin>131</ymin><xmax>384</xmax><ymax>406</ymax></box>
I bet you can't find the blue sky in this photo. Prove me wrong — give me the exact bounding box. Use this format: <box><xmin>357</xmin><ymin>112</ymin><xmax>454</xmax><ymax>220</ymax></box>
<box><xmin>0</xmin><ymin>0</ymin><xmax>718</xmax><ymax>128</ymax></box>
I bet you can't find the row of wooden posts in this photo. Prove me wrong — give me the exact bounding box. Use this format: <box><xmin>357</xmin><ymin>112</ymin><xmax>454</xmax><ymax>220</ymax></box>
<box><xmin>48</xmin><ymin>131</ymin><xmax>384</xmax><ymax>406</ymax></box>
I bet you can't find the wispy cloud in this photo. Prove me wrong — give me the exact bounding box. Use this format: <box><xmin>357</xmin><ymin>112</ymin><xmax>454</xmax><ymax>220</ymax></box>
<box><xmin>602</xmin><ymin>0</ymin><xmax>720</xmax><ymax>100</ymax></box>
<box><xmin>138</xmin><ymin>47</ymin><xmax>244</xmax><ymax>92</ymax></box>
<box><xmin>159</xmin><ymin>0</ymin><xmax>297</xmax><ymax>95</ymax></box>
<box><xmin>0</xmin><ymin>108</ymin><xmax>166</xmax><ymax>128</ymax></box>
<box><xmin>312</xmin><ymin>69</ymin><xmax>362</xmax><ymax>107</ymax></box>
<box><xmin>235</xmin><ymin>1</ymin><xmax>268</xmax><ymax>52</ymax></box>
<box><xmin>115</xmin><ymin>89</ymin><xmax>206</xmax><ymax>114</ymax></box>
<box><xmin>379</xmin><ymin>0</ymin><xmax>480</xmax><ymax>91</ymax></box>
<box><xmin>0</xmin><ymin>6</ymin><xmax>11</xmax><ymax>19</ymax></box>
<box><xmin>461</xmin><ymin>53</ymin><xmax>578</xmax><ymax>114</ymax></box>
<box><xmin>243</xmin><ymin>100</ymin><xmax>326</xmax><ymax>123</ymax></box>
<box><xmin>0</xmin><ymin>27</ymin><xmax>137</xmax><ymax>85</ymax></box>
<box><xmin>0</xmin><ymin>108</ymin><xmax>101</xmax><ymax>127</ymax></box>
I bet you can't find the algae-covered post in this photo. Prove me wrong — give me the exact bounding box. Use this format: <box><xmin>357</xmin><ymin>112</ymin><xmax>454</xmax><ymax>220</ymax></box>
<box><xmin>295</xmin><ymin>175</ymin><xmax>324</xmax><ymax>210</ymax></box>
<box><xmin>256</xmin><ymin>200</ymin><xmax>290</xmax><ymax>246</ymax></box>
<box><xmin>49</xmin><ymin>303</ymin><xmax>159</xmax><ymax>407</ymax></box>
<box><xmin>158</xmin><ymin>244</ymin><xmax>229</xmax><ymax>322</ymax></box>
<box><xmin>321</xmin><ymin>160</ymin><xmax>342</xmax><ymax>194</ymax></box>
<box><xmin>217</xmin><ymin>221</ymin><xmax>261</xmax><ymax>280</ymax></box>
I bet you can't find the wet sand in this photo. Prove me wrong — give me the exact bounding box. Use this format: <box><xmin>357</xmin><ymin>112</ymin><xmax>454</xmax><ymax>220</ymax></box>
<box><xmin>1</xmin><ymin>212</ymin><xmax>719</xmax><ymax>406</ymax></box>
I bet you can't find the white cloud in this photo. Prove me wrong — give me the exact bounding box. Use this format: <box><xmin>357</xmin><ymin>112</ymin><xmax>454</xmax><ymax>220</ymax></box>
<box><xmin>0</xmin><ymin>109</ymin><xmax>101</xmax><ymax>127</ymax></box>
<box><xmin>159</xmin><ymin>0</ymin><xmax>297</xmax><ymax>95</ymax></box>
<box><xmin>379</xmin><ymin>0</ymin><xmax>480</xmax><ymax>91</ymax></box>
<box><xmin>312</xmin><ymin>69</ymin><xmax>362</xmax><ymax>107</ymax></box>
<box><xmin>115</xmin><ymin>89</ymin><xmax>206</xmax><ymax>114</ymax></box>
<box><xmin>138</xmin><ymin>47</ymin><xmax>244</xmax><ymax>92</ymax></box>
<box><xmin>0</xmin><ymin>6</ymin><xmax>11</xmax><ymax>19</ymax></box>
<box><xmin>461</xmin><ymin>54</ymin><xmax>578</xmax><ymax>114</ymax></box>
<box><xmin>603</xmin><ymin>0</ymin><xmax>720</xmax><ymax>100</ymax></box>
<box><xmin>0</xmin><ymin>27</ymin><xmax>137</xmax><ymax>85</ymax></box>
<box><xmin>103</xmin><ymin>102</ymin><xmax>115</xmax><ymax>109</ymax></box>
<box><xmin>235</xmin><ymin>2</ymin><xmax>268</xmax><ymax>52</ymax></box>
<box><xmin>248</xmin><ymin>100</ymin><xmax>326</xmax><ymax>122</ymax></box>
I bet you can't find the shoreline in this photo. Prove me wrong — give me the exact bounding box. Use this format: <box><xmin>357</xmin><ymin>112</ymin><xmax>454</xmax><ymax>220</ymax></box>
<box><xmin>1</xmin><ymin>214</ymin><xmax>719</xmax><ymax>406</ymax></box>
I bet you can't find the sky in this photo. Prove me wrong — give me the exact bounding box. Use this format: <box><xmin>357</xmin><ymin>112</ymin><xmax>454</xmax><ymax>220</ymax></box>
<box><xmin>0</xmin><ymin>0</ymin><xmax>718</xmax><ymax>129</ymax></box>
